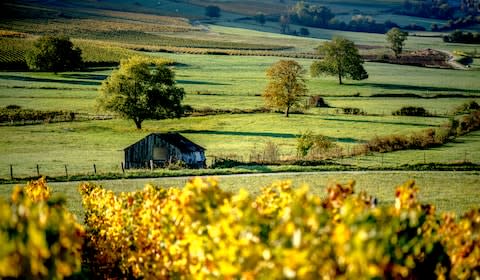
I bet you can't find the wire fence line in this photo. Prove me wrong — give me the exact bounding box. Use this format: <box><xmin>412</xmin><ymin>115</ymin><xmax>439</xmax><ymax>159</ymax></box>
<box><xmin>2</xmin><ymin>150</ymin><xmax>478</xmax><ymax>180</ymax></box>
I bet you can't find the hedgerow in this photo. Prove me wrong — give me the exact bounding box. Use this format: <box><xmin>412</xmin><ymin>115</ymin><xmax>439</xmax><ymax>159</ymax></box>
<box><xmin>79</xmin><ymin>177</ymin><xmax>480</xmax><ymax>279</ymax></box>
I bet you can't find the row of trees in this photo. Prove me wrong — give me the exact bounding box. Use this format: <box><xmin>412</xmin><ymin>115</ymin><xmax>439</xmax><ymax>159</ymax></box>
<box><xmin>395</xmin><ymin>0</ymin><xmax>455</xmax><ymax>20</ymax></box>
<box><xmin>287</xmin><ymin>2</ymin><xmax>400</xmax><ymax>34</ymax></box>
<box><xmin>443</xmin><ymin>30</ymin><xmax>480</xmax><ymax>44</ymax></box>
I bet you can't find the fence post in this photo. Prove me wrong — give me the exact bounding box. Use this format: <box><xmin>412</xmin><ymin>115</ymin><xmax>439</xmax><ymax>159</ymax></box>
<box><xmin>121</xmin><ymin>162</ymin><xmax>125</xmax><ymax>174</ymax></box>
<box><xmin>36</xmin><ymin>164</ymin><xmax>40</xmax><ymax>177</ymax></box>
<box><xmin>150</xmin><ymin>160</ymin><xmax>154</xmax><ymax>171</ymax></box>
<box><xmin>93</xmin><ymin>164</ymin><xmax>97</xmax><ymax>175</ymax></box>
<box><xmin>64</xmin><ymin>165</ymin><xmax>68</xmax><ymax>178</ymax></box>
<box><xmin>10</xmin><ymin>165</ymin><xmax>13</xmax><ymax>180</ymax></box>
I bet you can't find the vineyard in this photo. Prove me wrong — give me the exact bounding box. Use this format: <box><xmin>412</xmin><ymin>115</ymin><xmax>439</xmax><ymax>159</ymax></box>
<box><xmin>1</xmin><ymin>177</ymin><xmax>479</xmax><ymax>279</ymax></box>
<box><xmin>0</xmin><ymin>37</ymin><xmax>175</xmax><ymax>68</ymax></box>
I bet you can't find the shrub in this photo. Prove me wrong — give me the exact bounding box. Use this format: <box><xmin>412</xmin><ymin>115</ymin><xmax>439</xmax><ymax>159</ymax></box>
<box><xmin>0</xmin><ymin>107</ymin><xmax>74</xmax><ymax>124</ymax></box>
<box><xmin>392</xmin><ymin>106</ymin><xmax>432</xmax><ymax>116</ymax></box>
<box><xmin>342</xmin><ymin>107</ymin><xmax>365</xmax><ymax>115</ymax></box>
<box><xmin>205</xmin><ymin>5</ymin><xmax>221</xmax><ymax>18</ymax></box>
<box><xmin>297</xmin><ymin>130</ymin><xmax>337</xmax><ymax>158</ymax></box>
<box><xmin>308</xmin><ymin>95</ymin><xmax>330</xmax><ymax>108</ymax></box>
<box><xmin>0</xmin><ymin>178</ymin><xmax>84</xmax><ymax>279</ymax></box>
<box><xmin>457</xmin><ymin>110</ymin><xmax>480</xmax><ymax>135</ymax></box>
<box><xmin>299</xmin><ymin>27</ymin><xmax>310</xmax><ymax>36</ymax></box>
<box><xmin>454</xmin><ymin>100</ymin><xmax>480</xmax><ymax>115</ymax></box>
<box><xmin>263</xmin><ymin>141</ymin><xmax>281</xmax><ymax>162</ymax></box>
<box><xmin>5</xmin><ymin>104</ymin><xmax>21</xmax><ymax>110</ymax></box>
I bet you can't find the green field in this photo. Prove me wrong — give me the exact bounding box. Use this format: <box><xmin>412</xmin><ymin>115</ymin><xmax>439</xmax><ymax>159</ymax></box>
<box><xmin>1</xmin><ymin>53</ymin><xmax>479</xmax><ymax>114</ymax></box>
<box><xmin>1</xmin><ymin>112</ymin><xmax>479</xmax><ymax>179</ymax></box>
<box><xmin>1</xmin><ymin>47</ymin><xmax>479</xmax><ymax>179</ymax></box>
<box><xmin>1</xmin><ymin>171</ymin><xmax>478</xmax><ymax>222</ymax></box>
<box><xmin>0</xmin><ymin>0</ymin><xmax>479</xmax><ymax>206</ymax></box>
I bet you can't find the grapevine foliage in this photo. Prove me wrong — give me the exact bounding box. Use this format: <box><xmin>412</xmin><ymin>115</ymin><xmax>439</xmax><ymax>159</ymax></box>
<box><xmin>0</xmin><ymin>178</ymin><xmax>84</xmax><ymax>279</ymax></box>
<box><xmin>80</xmin><ymin>177</ymin><xmax>480</xmax><ymax>279</ymax></box>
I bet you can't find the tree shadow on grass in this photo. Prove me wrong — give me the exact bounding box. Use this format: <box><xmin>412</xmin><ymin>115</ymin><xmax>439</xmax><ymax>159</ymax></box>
<box><xmin>60</xmin><ymin>73</ymin><xmax>108</xmax><ymax>81</ymax></box>
<box><xmin>318</xmin><ymin>116</ymin><xmax>441</xmax><ymax>127</ymax></box>
<box><xmin>0</xmin><ymin>75</ymin><xmax>101</xmax><ymax>86</ymax></box>
<box><xmin>177</xmin><ymin>80</ymin><xmax>230</xmax><ymax>86</ymax></box>
<box><xmin>348</xmin><ymin>82</ymin><xmax>480</xmax><ymax>94</ymax></box>
<box><xmin>179</xmin><ymin>129</ymin><xmax>362</xmax><ymax>143</ymax></box>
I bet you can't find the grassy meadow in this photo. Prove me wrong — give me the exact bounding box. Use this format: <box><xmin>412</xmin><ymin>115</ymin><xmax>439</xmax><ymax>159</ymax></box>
<box><xmin>1</xmin><ymin>171</ymin><xmax>478</xmax><ymax>221</ymax></box>
<box><xmin>0</xmin><ymin>1</ymin><xmax>479</xmax><ymax>190</ymax></box>
<box><xmin>1</xmin><ymin>48</ymin><xmax>480</xmax><ymax>179</ymax></box>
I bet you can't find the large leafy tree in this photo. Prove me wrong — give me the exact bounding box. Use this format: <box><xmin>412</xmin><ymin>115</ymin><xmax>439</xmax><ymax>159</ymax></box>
<box><xmin>263</xmin><ymin>60</ymin><xmax>307</xmax><ymax>117</ymax></box>
<box><xmin>97</xmin><ymin>56</ymin><xmax>185</xmax><ymax>129</ymax></box>
<box><xmin>386</xmin><ymin>27</ymin><xmax>408</xmax><ymax>58</ymax></box>
<box><xmin>310</xmin><ymin>37</ymin><xmax>368</xmax><ymax>85</ymax></box>
<box><xmin>26</xmin><ymin>35</ymin><xmax>83</xmax><ymax>72</ymax></box>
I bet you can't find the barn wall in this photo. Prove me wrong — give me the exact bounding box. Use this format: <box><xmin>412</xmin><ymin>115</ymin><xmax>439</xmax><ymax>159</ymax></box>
<box><xmin>125</xmin><ymin>134</ymin><xmax>206</xmax><ymax>169</ymax></box>
<box><xmin>124</xmin><ymin>134</ymin><xmax>156</xmax><ymax>169</ymax></box>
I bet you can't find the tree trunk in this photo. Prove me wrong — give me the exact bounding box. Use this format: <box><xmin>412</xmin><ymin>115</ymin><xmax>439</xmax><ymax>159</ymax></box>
<box><xmin>285</xmin><ymin>106</ymin><xmax>290</xmax><ymax>117</ymax></box>
<box><xmin>134</xmin><ymin>118</ymin><xmax>142</xmax><ymax>129</ymax></box>
<box><xmin>338</xmin><ymin>72</ymin><xmax>343</xmax><ymax>85</ymax></box>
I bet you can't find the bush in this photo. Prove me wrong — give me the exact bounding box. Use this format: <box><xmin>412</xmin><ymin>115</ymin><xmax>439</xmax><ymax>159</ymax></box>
<box><xmin>80</xmin><ymin>177</ymin><xmax>480</xmax><ymax>279</ymax></box>
<box><xmin>392</xmin><ymin>106</ymin><xmax>432</xmax><ymax>116</ymax></box>
<box><xmin>205</xmin><ymin>5</ymin><xmax>221</xmax><ymax>18</ymax></box>
<box><xmin>342</xmin><ymin>107</ymin><xmax>365</xmax><ymax>115</ymax></box>
<box><xmin>297</xmin><ymin>130</ymin><xmax>337</xmax><ymax>158</ymax></box>
<box><xmin>299</xmin><ymin>27</ymin><xmax>310</xmax><ymax>36</ymax></box>
<box><xmin>0</xmin><ymin>106</ymin><xmax>74</xmax><ymax>124</ymax></box>
<box><xmin>26</xmin><ymin>35</ymin><xmax>83</xmax><ymax>72</ymax></box>
<box><xmin>308</xmin><ymin>95</ymin><xmax>330</xmax><ymax>108</ymax></box>
<box><xmin>5</xmin><ymin>104</ymin><xmax>21</xmax><ymax>110</ymax></box>
<box><xmin>0</xmin><ymin>178</ymin><xmax>84</xmax><ymax>279</ymax></box>
<box><xmin>454</xmin><ymin>100</ymin><xmax>480</xmax><ymax>115</ymax></box>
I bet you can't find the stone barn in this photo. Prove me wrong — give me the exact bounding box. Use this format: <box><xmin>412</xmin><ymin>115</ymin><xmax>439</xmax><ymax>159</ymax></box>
<box><xmin>124</xmin><ymin>132</ymin><xmax>206</xmax><ymax>169</ymax></box>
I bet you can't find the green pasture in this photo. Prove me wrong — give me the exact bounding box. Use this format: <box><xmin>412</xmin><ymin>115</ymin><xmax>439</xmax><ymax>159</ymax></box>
<box><xmin>1</xmin><ymin>54</ymin><xmax>479</xmax><ymax>116</ymax></box>
<box><xmin>157</xmin><ymin>53</ymin><xmax>480</xmax><ymax>97</ymax></box>
<box><xmin>0</xmin><ymin>50</ymin><xmax>479</xmax><ymax>180</ymax></box>
<box><xmin>0</xmin><ymin>111</ymin><xmax>470</xmax><ymax>179</ymax></box>
<box><xmin>0</xmin><ymin>171</ymin><xmax>478</xmax><ymax>221</ymax></box>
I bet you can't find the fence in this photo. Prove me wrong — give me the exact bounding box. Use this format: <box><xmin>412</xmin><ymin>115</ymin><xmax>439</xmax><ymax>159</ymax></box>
<box><xmin>1</xmin><ymin>149</ymin><xmax>478</xmax><ymax>180</ymax></box>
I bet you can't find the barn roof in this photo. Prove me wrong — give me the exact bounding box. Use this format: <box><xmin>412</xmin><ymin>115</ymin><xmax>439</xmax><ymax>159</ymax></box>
<box><xmin>125</xmin><ymin>132</ymin><xmax>205</xmax><ymax>153</ymax></box>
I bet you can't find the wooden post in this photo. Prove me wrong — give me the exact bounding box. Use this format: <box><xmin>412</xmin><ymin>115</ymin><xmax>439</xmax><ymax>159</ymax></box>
<box><xmin>64</xmin><ymin>165</ymin><xmax>68</xmax><ymax>178</ymax></box>
<box><xmin>121</xmin><ymin>162</ymin><xmax>125</xmax><ymax>174</ymax></box>
<box><xmin>93</xmin><ymin>164</ymin><xmax>97</xmax><ymax>175</ymax></box>
<box><xmin>36</xmin><ymin>164</ymin><xmax>40</xmax><ymax>177</ymax></box>
<box><xmin>10</xmin><ymin>165</ymin><xmax>13</xmax><ymax>180</ymax></box>
<box><xmin>150</xmin><ymin>160</ymin><xmax>154</xmax><ymax>171</ymax></box>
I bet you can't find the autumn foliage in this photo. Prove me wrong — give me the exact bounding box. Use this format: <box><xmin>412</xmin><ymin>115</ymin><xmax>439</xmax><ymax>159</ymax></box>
<box><xmin>79</xmin><ymin>177</ymin><xmax>480</xmax><ymax>279</ymax></box>
<box><xmin>0</xmin><ymin>178</ymin><xmax>84</xmax><ymax>279</ymax></box>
